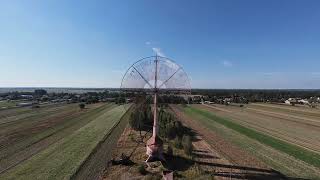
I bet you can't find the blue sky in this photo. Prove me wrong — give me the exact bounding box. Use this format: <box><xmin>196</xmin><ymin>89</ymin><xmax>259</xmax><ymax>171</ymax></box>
<box><xmin>0</xmin><ymin>0</ymin><xmax>319</xmax><ymax>89</ymax></box>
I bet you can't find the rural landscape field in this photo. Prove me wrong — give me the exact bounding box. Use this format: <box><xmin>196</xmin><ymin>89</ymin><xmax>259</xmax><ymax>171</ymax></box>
<box><xmin>1</xmin><ymin>93</ymin><xmax>320</xmax><ymax>179</ymax></box>
<box><xmin>0</xmin><ymin>101</ymin><xmax>127</xmax><ymax>179</ymax></box>
<box><xmin>1</xmin><ymin>0</ymin><xmax>320</xmax><ymax>180</ymax></box>
<box><xmin>171</xmin><ymin>103</ymin><xmax>320</xmax><ymax>179</ymax></box>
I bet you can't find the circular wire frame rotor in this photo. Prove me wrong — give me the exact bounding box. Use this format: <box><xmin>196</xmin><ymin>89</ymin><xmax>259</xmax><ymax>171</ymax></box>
<box><xmin>120</xmin><ymin>56</ymin><xmax>191</xmax><ymax>161</ymax></box>
<box><xmin>120</xmin><ymin>56</ymin><xmax>191</xmax><ymax>96</ymax></box>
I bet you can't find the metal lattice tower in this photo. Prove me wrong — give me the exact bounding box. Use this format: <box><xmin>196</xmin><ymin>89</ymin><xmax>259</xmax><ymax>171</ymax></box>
<box><xmin>120</xmin><ymin>55</ymin><xmax>191</xmax><ymax>161</ymax></box>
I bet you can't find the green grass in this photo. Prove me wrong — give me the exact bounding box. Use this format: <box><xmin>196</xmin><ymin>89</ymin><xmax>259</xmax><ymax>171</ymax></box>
<box><xmin>184</xmin><ymin>106</ymin><xmax>320</xmax><ymax>168</ymax></box>
<box><xmin>0</xmin><ymin>103</ymin><xmax>115</xmax><ymax>160</ymax></box>
<box><xmin>0</xmin><ymin>101</ymin><xmax>17</xmax><ymax>108</ymax></box>
<box><xmin>0</xmin><ymin>105</ymin><xmax>125</xmax><ymax>180</ymax></box>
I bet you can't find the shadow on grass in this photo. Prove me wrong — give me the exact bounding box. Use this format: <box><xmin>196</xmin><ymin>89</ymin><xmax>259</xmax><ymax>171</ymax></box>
<box><xmin>195</xmin><ymin>161</ymin><xmax>309</xmax><ymax>180</ymax></box>
<box><xmin>193</xmin><ymin>150</ymin><xmax>209</xmax><ymax>153</ymax></box>
<box><xmin>181</xmin><ymin>124</ymin><xmax>200</xmax><ymax>141</ymax></box>
<box><xmin>192</xmin><ymin>152</ymin><xmax>219</xmax><ymax>159</ymax></box>
<box><xmin>162</xmin><ymin>154</ymin><xmax>194</xmax><ymax>171</ymax></box>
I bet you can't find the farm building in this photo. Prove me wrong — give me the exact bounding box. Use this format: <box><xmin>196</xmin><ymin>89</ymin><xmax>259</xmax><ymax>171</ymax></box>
<box><xmin>285</xmin><ymin>98</ymin><xmax>298</xmax><ymax>105</ymax></box>
<box><xmin>16</xmin><ymin>102</ymin><xmax>34</xmax><ymax>107</ymax></box>
<box><xmin>298</xmin><ymin>99</ymin><xmax>309</xmax><ymax>104</ymax></box>
<box><xmin>285</xmin><ymin>98</ymin><xmax>310</xmax><ymax>105</ymax></box>
<box><xmin>21</xmin><ymin>95</ymin><xmax>33</xmax><ymax>99</ymax></box>
<box><xmin>188</xmin><ymin>95</ymin><xmax>202</xmax><ymax>103</ymax></box>
<box><xmin>204</xmin><ymin>101</ymin><xmax>214</xmax><ymax>104</ymax></box>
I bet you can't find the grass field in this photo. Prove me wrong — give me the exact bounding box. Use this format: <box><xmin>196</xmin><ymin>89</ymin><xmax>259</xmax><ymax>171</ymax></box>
<box><xmin>0</xmin><ymin>103</ymin><xmax>126</xmax><ymax>180</ymax></box>
<box><xmin>0</xmin><ymin>100</ymin><xmax>18</xmax><ymax>109</ymax></box>
<box><xmin>176</xmin><ymin>104</ymin><xmax>320</xmax><ymax>179</ymax></box>
<box><xmin>199</xmin><ymin>103</ymin><xmax>320</xmax><ymax>153</ymax></box>
<box><xmin>186</xmin><ymin>107</ymin><xmax>320</xmax><ymax>167</ymax></box>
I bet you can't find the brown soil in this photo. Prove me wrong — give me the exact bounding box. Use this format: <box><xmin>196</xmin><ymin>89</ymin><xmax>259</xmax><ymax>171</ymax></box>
<box><xmin>102</xmin><ymin>127</ymin><xmax>150</xmax><ymax>180</ymax></box>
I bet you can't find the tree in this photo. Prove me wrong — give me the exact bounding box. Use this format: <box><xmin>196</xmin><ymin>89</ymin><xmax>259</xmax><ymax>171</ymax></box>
<box><xmin>79</xmin><ymin>103</ymin><xmax>85</xmax><ymax>110</ymax></box>
<box><xmin>34</xmin><ymin>89</ymin><xmax>47</xmax><ymax>96</ymax></box>
<box><xmin>116</xmin><ymin>97</ymin><xmax>125</xmax><ymax>104</ymax></box>
<box><xmin>182</xmin><ymin>135</ymin><xmax>193</xmax><ymax>155</ymax></box>
<box><xmin>129</xmin><ymin>105</ymin><xmax>152</xmax><ymax>140</ymax></box>
<box><xmin>167</xmin><ymin>146</ymin><xmax>173</xmax><ymax>156</ymax></box>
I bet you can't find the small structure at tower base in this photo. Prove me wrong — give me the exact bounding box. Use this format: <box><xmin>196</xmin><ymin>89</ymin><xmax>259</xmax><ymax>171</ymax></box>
<box><xmin>146</xmin><ymin>135</ymin><xmax>165</xmax><ymax>162</ymax></box>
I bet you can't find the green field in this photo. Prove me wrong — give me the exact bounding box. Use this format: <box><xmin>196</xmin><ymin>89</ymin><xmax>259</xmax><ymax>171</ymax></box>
<box><xmin>185</xmin><ymin>106</ymin><xmax>320</xmax><ymax>167</ymax></box>
<box><xmin>181</xmin><ymin>105</ymin><xmax>320</xmax><ymax>179</ymax></box>
<box><xmin>0</xmin><ymin>103</ymin><xmax>126</xmax><ymax>180</ymax></box>
<box><xmin>0</xmin><ymin>101</ymin><xmax>17</xmax><ymax>109</ymax></box>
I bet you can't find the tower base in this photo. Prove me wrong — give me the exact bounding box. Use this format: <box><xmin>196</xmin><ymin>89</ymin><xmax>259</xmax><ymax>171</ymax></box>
<box><xmin>145</xmin><ymin>135</ymin><xmax>165</xmax><ymax>162</ymax></box>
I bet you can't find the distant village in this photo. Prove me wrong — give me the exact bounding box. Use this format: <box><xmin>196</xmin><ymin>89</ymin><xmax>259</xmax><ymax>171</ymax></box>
<box><xmin>0</xmin><ymin>89</ymin><xmax>121</xmax><ymax>109</ymax></box>
<box><xmin>0</xmin><ymin>88</ymin><xmax>319</xmax><ymax>109</ymax></box>
<box><xmin>187</xmin><ymin>94</ymin><xmax>319</xmax><ymax>107</ymax></box>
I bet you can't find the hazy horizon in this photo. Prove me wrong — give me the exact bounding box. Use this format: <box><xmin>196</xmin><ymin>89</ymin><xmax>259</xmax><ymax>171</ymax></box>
<box><xmin>1</xmin><ymin>0</ymin><xmax>320</xmax><ymax>89</ymax></box>
<box><xmin>0</xmin><ymin>87</ymin><xmax>319</xmax><ymax>90</ymax></box>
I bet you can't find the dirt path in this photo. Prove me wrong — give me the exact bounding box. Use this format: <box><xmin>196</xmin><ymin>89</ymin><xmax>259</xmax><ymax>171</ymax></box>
<box><xmin>170</xmin><ymin>105</ymin><xmax>284</xmax><ymax>180</ymax></box>
<box><xmin>102</xmin><ymin>127</ymin><xmax>150</xmax><ymax>180</ymax></box>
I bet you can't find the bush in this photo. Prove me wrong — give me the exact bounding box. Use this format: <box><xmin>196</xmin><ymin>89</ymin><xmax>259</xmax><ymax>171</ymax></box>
<box><xmin>158</xmin><ymin>110</ymin><xmax>186</xmax><ymax>140</ymax></box>
<box><xmin>129</xmin><ymin>112</ymin><xmax>144</xmax><ymax>130</ymax></box>
<box><xmin>79</xmin><ymin>103</ymin><xmax>85</xmax><ymax>109</ymax></box>
<box><xmin>167</xmin><ymin>146</ymin><xmax>173</xmax><ymax>156</ymax></box>
<box><xmin>184</xmin><ymin>164</ymin><xmax>211</xmax><ymax>179</ymax></box>
<box><xmin>129</xmin><ymin>105</ymin><xmax>153</xmax><ymax>131</ymax></box>
<box><xmin>174</xmin><ymin>121</ymin><xmax>184</xmax><ymax>138</ymax></box>
<box><xmin>32</xmin><ymin>105</ymin><xmax>40</xmax><ymax>108</ymax></box>
<box><xmin>138</xmin><ymin>164</ymin><xmax>147</xmax><ymax>175</ymax></box>
<box><xmin>144</xmin><ymin>174</ymin><xmax>162</xmax><ymax>180</ymax></box>
<box><xmin>174</xmin><ymin>137</ymin><xmax>182</xmax><ymax>149</ymax></box>
<box><xmin>167</xmin><ymin>123</ymin><xmax>177</xmax><ymax>139</ymax></box>
<box><xmin>117</xmin><ymin>97</ymin><xmax>126</xmax><ymax>104</ymax></box>
<box><xmin>182</xmin><ymin>135</ymin><xmax>193</xmax><ymax>155</ymax></box>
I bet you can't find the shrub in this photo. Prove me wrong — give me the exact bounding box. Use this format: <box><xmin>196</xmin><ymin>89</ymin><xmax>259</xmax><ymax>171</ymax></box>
<box><xmin>182</xmin><ymin>135</ymin><xmax>193</xmax><ymax>155</ymax></box>
<box><xmin>79</xmin><ymin>103</ymin><xmax>85</xmax><ymax>109</ymax></box>
<box><xmin>144</xmin><ymin>174</ymin><xmax>162</xmax><ymax>180</ymax></box>
<box><xmin>184</xmin><ymin>164</ymin><xmax>211</xmax><ymax>179</ymax></box>
<box><xmin>32</xmin><ymin>105</ymin><xmax>40</xmax><ymax>108</ymax></box>
<box><xmin>167</xmin><ymin>146</ymin><xmax>173</xmax><ymax>156</ymax></box>
<box><xmin>174</xmin><ymin>137</ymin><xmax>182</xmax><ymax>149</ymax></box>
<box><xmin>174</xmin><ymin>121</ymin><xmax>184</xmax><ymax>138</ymax></box>
<box><xmin>129</xmin><ymin>105</ymin><xmax>153</xmax><ymax>131</ymax></box>
<box><xmin>129</xmin><ymin>112</ymin><xmax>144</xmax><ymax>130</ymax></box>
<box><xmin>138</xmin><ymin>164</ymin><xmax>147</xmax><ymax>175</ymax></box>
<box><xmin>167</xmin><ymin>123</ymin><xmax>177</xmax><ymax>139</ymax></box>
